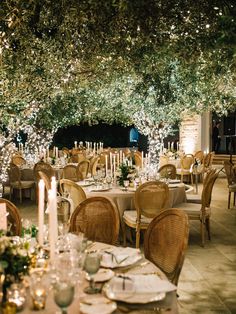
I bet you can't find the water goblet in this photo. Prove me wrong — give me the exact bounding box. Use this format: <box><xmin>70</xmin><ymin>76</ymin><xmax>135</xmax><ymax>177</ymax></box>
<box><xmin>106</xmin><ymin>176</ymin><xmax>112</xmax><ymax>188</ymax></box>
<box><xmin>83</xmin><ymin>252</ymin><xmax>101</xmax><ymax>294</ymax></box>
<box><xmin>53</xmin><ymin>280</ymin><xmax>75</xmax><ymax>314</ymax></box>
<box><xmin>123</xmin><ymin>180</ymin><xmax>130</xmax><ymax>191</ymax></box>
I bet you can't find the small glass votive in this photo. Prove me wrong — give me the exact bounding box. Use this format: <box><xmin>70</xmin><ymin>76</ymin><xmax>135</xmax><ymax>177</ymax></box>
<box><xmin>7</xmin><ymin>283</ymin><xmax>26</xmax><ymax>311</ymax></box>
<box><xmin>2</xmin><ymin>302</ymin><xmax>17</xmax><ymax>314</ymax></box>
<box><xmin>31</xmin><ymin>283</ymin><xmax>47</xmax><ymax>310</ymax></box>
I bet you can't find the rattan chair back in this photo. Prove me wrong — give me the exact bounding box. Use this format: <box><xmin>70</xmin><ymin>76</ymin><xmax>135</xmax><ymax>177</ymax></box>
<box><xmin>62</xmin><ymin>147</ymin><xmax>70</xmax><ymax>157</ymax></box>
<box><xmin>34</xmin><ymin>162</ymin><xmax>55</xmax><ymax>182</ymax></box>
<box><xmin>201</xmin><ymin>170</ymin><xmax>218</xmax><ymax>208</ymax></box>
<box><xmin>126</xmin><ymin>152</ymin><xmax>142</xmax><ymax>168</ymax></box>
<box><xmin>224</xmin><ymin>160</ymin><xmax>236</xmax><ymax>185</ymax></box>
<box><xmin>90</xmin><ymin>156</ymin><xmax>99</xmax><ymax>176</ymax></box>
<box><xmin>0</xmin><ymin>198</ymin><xmax>22</xmax><ymax>236</ymax></box>
<box><xmin>144</xmin><ymin>208</ymin><xmax>189</xmax><ymax>286</ymax></box>
<box><xmin>181</xmin><ymin>155</ymin><xmax>194</xmax><ymax>170</ymax></box>
<box><xmin>158</xmin><ymin>164</ymin><xmax>177</xmax><ymax>179</ymax></box>
<box><xmin>38</xmin><ymin>171</ymin><xmax>51</xmax><ymax>193</ymax></box>
<box><xmin>12</xmin><ymin>155</ymin><xmax>26</xmax><ymax>167</ymax></box>
<box><xmin>134</xmin><ymin>181</ymin><xmax>169</xmax><ymax>219</ymax></box>
<box><xmin>8</xmin><ymin>163</ymin><xmax>21</xmax><ymax>183</ymax></box>
<box><xmin>203</xmin><ymin>152</ymin><xmax>214</xmax><ymax>169</ymax></box>
<box><xmin>77</xmin><ymin>160</ymin><xmax>90</xmax><ymax>180</ymax></box>
<box><xmin>60</xmin><ymin>179</ymin><xmax>86</xmax><ymax>209</ymax></box>
<box><xmin>194</xmin><ymin>150</ymin><xmax>204</xmax><ymax>163</ymax></box>
<box><xmin>62</xmin><ymin>165</ymin><xmax>78</xmax><ymax>182</ymax></box>
<box><xmin>69</xmin><ymin>196</ymin><xmax>120</xmax><ymax>245</ymax></box>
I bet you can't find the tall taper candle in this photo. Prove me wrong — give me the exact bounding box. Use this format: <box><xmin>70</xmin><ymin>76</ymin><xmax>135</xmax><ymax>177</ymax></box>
<box><xmin>38</xmin><ymin>179</ymin><xmax>45</xmax><ymax>247</ymax></box>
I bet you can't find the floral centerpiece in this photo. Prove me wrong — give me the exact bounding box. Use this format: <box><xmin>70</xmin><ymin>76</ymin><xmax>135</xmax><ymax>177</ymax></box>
<box><xmin>0</xmin><ymin>232</ymin><xmax>31</xmax><ymax>303</ymax></box>
<box><xmin>163</xmin><ymin>148</ymin><xmax>183</xmax><ymax>160</ymax></box>
<box><xmin>118</xmin><ymin>162</ymin><xmax>136</xmax><ymax>186</ymax></box>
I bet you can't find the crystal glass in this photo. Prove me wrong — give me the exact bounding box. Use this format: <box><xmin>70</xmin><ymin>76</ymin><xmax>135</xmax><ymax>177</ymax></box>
<box><xmin>53</xmin><ymin>280</ymin><xmax>75</xmax><ymax>314</ymax></box>
<box><xmin>7</xmin><ymin>283</ymin><xmax>26</xmax><ymax>311</ymax></box>
<box><xmin>30</xmin><ymin>269</ymin><xmax>48</xmax><ymax>310</ymax></box>
<box><xmin>83</xmin><ymin>252</ymin><xmax>101</xmax><ymax>294</ymax></box>
<box><xmin>123</xmin><ymin>180</ymin><xmax>130</xmax><ymax>191</ymax></box>
<box><xmin>106</xmin><ymin>176</ymin><xmax>112</xmax><ymax>188</ymax></box>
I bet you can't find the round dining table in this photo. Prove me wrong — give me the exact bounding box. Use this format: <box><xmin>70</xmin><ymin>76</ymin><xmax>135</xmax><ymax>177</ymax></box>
<box><xmin>85</xmin><ymin>183</ymin><xmax>186</xmax><ymax>217</ymax></box>
<box><xmin>20</xmin><ymin>241</ymin><xmax>179</xmax><ymax>314</ymax></box>
<box><xmin>83</xmin><ymin>183</ymin><xmax>187</xmax><ymax>242</ymax></box>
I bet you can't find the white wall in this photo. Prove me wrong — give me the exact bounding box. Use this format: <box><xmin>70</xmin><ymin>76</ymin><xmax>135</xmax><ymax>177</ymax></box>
<box><xmin>180</xmin><ymin>112</ymin><xmax>210</xmax><ymax>154</ymax></box>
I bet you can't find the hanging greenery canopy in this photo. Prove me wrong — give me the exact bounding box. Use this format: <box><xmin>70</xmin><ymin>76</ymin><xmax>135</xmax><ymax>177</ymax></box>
<box><xmin>0</xmin><ymin>0</ymin><xmax>235</xmax><ymax>169</ymax></box>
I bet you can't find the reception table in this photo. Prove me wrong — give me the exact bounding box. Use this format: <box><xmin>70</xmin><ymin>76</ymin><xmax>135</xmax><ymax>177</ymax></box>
<box><xmin>82</xmin><ymin>183</ymin><xmax>186</xmax><ymax>243</ymax></box>
<box><xmin>21</xmin><ymin>241</ymin><xmax>178</xmax><ymax>314</ymax></box>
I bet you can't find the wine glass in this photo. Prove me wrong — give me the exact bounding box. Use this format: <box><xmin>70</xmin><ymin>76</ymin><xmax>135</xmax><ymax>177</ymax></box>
<box><xmin>106</xmin><ymin>175</ymin><xmax>112</xmax><ymax>188</ymax></box>
<box><xmin>123</xmin><ymin>180</ymin><xmax>130</xmax><ymax>191</ymax></box>
<box><xmin>53</xmin><ymin>280</ymin><xmax>75</xmax><ymax>314</ymax></box>
<box><xmin>83</xmin><ymin>252</ymin><xmax>101</xmax><ymax>294</ymax></box>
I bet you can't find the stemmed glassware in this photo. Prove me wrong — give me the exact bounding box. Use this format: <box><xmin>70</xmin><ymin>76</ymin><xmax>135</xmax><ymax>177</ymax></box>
<box><xmin>83</xmin><ymin>252</ymin><xmax>101</xmax><ymax>294</ymax></box>
<box><xmin>123</xmin><ymin>180</ymin><xmax>130</xmax><ymax>191</ymax></box>
<box><xmin>53</xmin><ymin>279</ymin><xmax>75</xmax><ymax>314</ymax></box>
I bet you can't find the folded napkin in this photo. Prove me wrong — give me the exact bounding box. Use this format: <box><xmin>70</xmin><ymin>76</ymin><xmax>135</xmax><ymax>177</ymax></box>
<box><xmin>110</xmin><ymin>274</ymin><xmax>176</xmax><ymax>294</ymax></box>
<box><xmin>101</xmin><ymin>247</ymin><xmax>141</xmax><ymax>268</ymax></box>
<box><xmin>111</xmin><ymin>275</ymin><xmax>135</xmax><ymax>292</ymax></box>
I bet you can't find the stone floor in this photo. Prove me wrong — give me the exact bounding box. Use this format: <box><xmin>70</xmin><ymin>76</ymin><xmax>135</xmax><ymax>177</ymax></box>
<box><xmin>12</xmin><ymin>175</ymin><xmax>236</xmax><ymax>313</ymax></box>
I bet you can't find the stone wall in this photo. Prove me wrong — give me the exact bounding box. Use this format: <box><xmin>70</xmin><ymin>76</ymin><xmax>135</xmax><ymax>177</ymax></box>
<box><xmin>179</xmin><ymin>114</ymin><xmax>202</xmax><ymax>154</ymax></box>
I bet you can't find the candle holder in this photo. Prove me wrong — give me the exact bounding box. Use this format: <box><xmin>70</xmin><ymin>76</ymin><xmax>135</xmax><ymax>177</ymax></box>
<box><xmin>7</xmin><ymin>283</ymin><xmax>26</xmax><ymax>311</ymax></box>
<box><xmin>30</xmin><ymin>274</ymin><xmax>47</xmax><ymax>310</ymax></box>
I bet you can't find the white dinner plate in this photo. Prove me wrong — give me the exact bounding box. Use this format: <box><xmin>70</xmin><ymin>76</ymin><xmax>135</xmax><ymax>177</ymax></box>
<box><xmin>90</xmin><ymin>188</ymin><xmax>111</xmax><ymax>192</ymax></box>
<box><xmin>169</xmin><ymin>179</ymin><xmax>181</xmax><ymax>184</ymax></box>
<box><xmin>86</xmin><ymin>269</ymin><xmax>114</xmax><ymax>282</ymax></box>
<box><xmin>77</xmin><ymin>181</ymin><xmax>94</xmax><ymax>187</ymax></box>
<box><xmin>80</xmin><ymin>295</ymin><xmax>117</xmax><ymax>314</ymax></box>
<box><xmin>103</xmin><ymin>274</ymin><xmax>173</xmax><ymax>304</ymax></box>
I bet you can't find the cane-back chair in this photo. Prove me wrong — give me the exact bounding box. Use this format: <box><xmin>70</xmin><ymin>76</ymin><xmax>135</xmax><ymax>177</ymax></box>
<box><xmin>60</xmin><ymin>179</ymin><xmax>86</xmax><ymax>214</ymax></box>
<box><xmin>123</xmin><ymin>181</ymin><xmax>169</xmax><ymax>248</ymax></box>
<box><xmin>176</xmin><ymin>154</ymin><xmax>194</xmax><ymax>184</ymax></box>
<box><xmin>69</xmin><ymin>196</ymin><xmax>120</xmax><ymax>245</ymax></box>
<box><xmin>175</xmin><ymin>170</ymin><xmax>218</xmax><ymax>246</ymax></box>
<box><xmin>62</xmin><ymin>165</ymin><xmax>78</xmax><ymax>182</ymax></box>
<box><xmin>0</xmin><ymin>198</ymin><xmax>22</xmax><ymax>236</ymax></box>
<box><xmin>8</xmin><ymin>163</ymin><xmax>35</xmax><ymax>203</ymax></box>
<box><xmin>12</xmin><ymin>155</ymin><xmax>26</xmax><ymax>167</ymax></box>
<box><xmin>158</xmin><ymin>164</ymin><xmax>177</xmax><ymax>180</ymax></box>
<box><xmin>77</xmin><ymin>160</ymin><xmax>90</xmax><ymax>180</ymax></box>
<box><xmin>144</xmin><ymin>208</ymin><xmax>189</xmax><ymax>286</ymax></box>
<box><xmin>33</xmin><ymin>161</ymin><xmax>55</xmax><ymax>184</ymax></box>
<box><xmin>224</xmin><ymin>160</ymin><xmax>236</xmax><ymax>209</ymax></box>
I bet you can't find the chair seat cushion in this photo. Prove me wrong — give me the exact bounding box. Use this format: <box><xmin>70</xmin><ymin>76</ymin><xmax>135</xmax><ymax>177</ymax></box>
<box><xmin>229</xmin><ymin>184</ymin><xmax>236</xmax><ymax>192</ymax></box>
<box><xmin>176</xmin><ymin>168</ymin><xmax>192</xmax><ymax>175</ymax></box>
<box><xmin>11</xmin><ymin>181</ymin><xmax>35</xmax><ymax>189</ymax></box>
<box><xmin>123</xmin><ymin>210</ymin><xmax>153</xmax><ymax>224</ymax></box>
<box><xmin>175</xmin><ymin>202</ymin><xmax>211</xmax><ymax>218</ymax></box>
<box><xmin>186</xmin><ymin>194</ymin><xmax>201</xmax><ymax>204</ymax></box>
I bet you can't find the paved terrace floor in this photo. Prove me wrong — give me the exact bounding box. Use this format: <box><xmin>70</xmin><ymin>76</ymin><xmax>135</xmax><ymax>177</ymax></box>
<box><xmin>12</xmin><ymin>174</ymin><xmax>236</xmax><ymax>313</ymax></box>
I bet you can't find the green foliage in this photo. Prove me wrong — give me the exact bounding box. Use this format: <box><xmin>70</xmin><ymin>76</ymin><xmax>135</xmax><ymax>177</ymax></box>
<box><xmin>0</xmin><ymin>236</ymin><xmax>31</xmax><ymax>283</ymax></box>
<box><xmin>118</xmin><ymin>162</ymin><xmax>135</xmax><ymax>186</ymax></box>
<box><xmin>0</xmin><ymin>0</ymin><xmax>235</xmax><ymax>142</ymax></box>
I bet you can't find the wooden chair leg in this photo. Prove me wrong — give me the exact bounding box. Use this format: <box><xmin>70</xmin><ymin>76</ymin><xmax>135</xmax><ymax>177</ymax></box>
<box><xmin>228</xmin><ymin>191</ymin><xmax>231</xmax><ymax>209</ymax></box>
<box><xmin>136</xmin><ymin>226</ymin><xmax>140</xmax><ymax>248</ymax></box>
<box><xmin>20</xmin><ymin>189</ymin><xmax>22</xmax><ymax>203</ymax></box>
<box><xmin>123</xmin><ymin>224</ymin><xmax>127</xmax><ymax>247</ymax></box>
<box><xmin>234</xmin><ymin>192</ymin><xmax>236</xmax><ymax>206</ymax></box>
<box><xmin>201</xmin><ymin>220</ymin><xmax>205</xmax><ymax>247</ymax></box>
<box><xmin>191</xmin><ymin>174</ymin><xmax>194</xmax><ymax>185</ymax></box>
<box><xmin>206</xmin><ymin>218</ymin><xmax>211</xmax><ymax>240</ymax></box>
